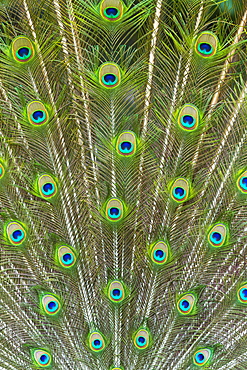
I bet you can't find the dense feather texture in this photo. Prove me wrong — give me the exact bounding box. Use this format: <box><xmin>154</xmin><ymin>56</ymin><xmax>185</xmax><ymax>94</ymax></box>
<box><xmin>0</xmin><ymin>0</ymin><xmax>247</xmax><ymax>369</ymax></box>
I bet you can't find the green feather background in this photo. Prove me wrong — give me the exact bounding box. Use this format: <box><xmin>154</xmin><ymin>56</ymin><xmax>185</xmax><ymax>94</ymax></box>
<box><xmin>0</xmin><ymin>0</ymin><xmax>247</xmax><ymax>369</ymax></box>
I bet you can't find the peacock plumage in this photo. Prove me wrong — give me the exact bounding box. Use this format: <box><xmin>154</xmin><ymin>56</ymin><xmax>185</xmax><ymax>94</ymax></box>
<box><xmin>1</xmin><ymin>0</ymin><xmax>247</xmax><ymax>369</ymax></box>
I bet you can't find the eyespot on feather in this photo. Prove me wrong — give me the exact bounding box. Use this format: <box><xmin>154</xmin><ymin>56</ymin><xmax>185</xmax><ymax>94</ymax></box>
<box><xmin>37</xmin><ymin>174</ymin><xmax>57</xmax><ymax>199</ymax></box>
<box><xmin>193</xmin><ymin>348</ymin><xmax>212</xmax><ymax>367</ymax></box>
<box><xmin>99</xmin><ymin>63</ymin><xmax>121</xmax><ymax>88</ymax></box>
<box><xmin>149</xmin><ymin>241</ymin><xmax>169</xmax><ymax>266</ymax></box>
<box><xmin>41</xmin><ymin>294</ymin><xmax>61</xmax><ymax>316</ymax></box>
<box><xmin>195</xmin><ymin>32</ymin><xmax>218</xmax><ymax>58</ymax></box>
<box><xmin>5</xmin><ymin>221</ymin><xmax>27</xmax><ymax>246</ymax></box>
<box><xmin>207</xmin><ymin>223</ymin><xmax>227</xmax><ymax>248</ymax></box>
<box><xmin>107</xmin><ymin>280</ymin><xmax>126</xmax><ymax>303</ymax></box>
<box><xmin>0</xmin><ymin>161</ymin><xmax>5</xmax><ymax>180</ymax></box>
<box><xmin>105</xmin><ymin>198</ymin><xmax>124</xmax><ymax>222</ymax></box>
<box><xmin>31</xmin><ymin>349</ymin><xmax>52</xmax><ymax>368</ymax></box>
<box><xmin>12</xmin><ymin>36</ymin><xmax>34</xmax><ymax>63</ymax></box>
<box><xmin>57</xmin><ymin>245</ymin><xmax>77</xmax><ymax>269</ymax></box>
<box><xmin>237</xmin><ymin>283</ymin><xmax>247</xmax><ymax>304</ymax></box>
<box><xmin>133</xmin><ymin>328</ymin><xmax>151</xmax><ymax>350</ymax></box>
<box><xmin>237</xmin><ymin>170</ymin><xmax>247</xmax><ymax>194</ymax></box>
<box><xmin>116</xmin><ymin>131</ymin><xmax>136</xmax><ymax>156</ymax></box>
<box><xmin>177</xmin><ymin>293</ymin><xmax>196</xmax><ymax>315</ymax></box>
<box><xmin>88</xmin><ymin>331</ymin><xmax>106</xmax><ymax>352</ymax></box>
<box><xmin>170</xmin><ymin>178</ymin><xmax>189</xmax><ymax>202</ymax></box>
<box><xmin>178</xmin><ymin>104</ymin><xmax>199</xmax><ymax>131</ymax></box>
<box><xmin>27</xmin><ymin>101</ymin><xmax>49</xmax><ymax>126</ymax></box>
<box><xmin>100</xmin><ymin>0</ymin><xmax>123</xmax><ymax>21</ymax></box>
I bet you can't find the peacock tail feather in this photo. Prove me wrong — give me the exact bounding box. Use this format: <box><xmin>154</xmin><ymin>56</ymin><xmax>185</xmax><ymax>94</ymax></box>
<box><xmin>0</xmin><ymin>0</ymin><xmax>247</xmax><ymax>369</ymax></box>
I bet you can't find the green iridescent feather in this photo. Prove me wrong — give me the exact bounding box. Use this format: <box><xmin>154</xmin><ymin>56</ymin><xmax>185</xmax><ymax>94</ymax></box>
<box><xmin>0</xmin><ymin>0</ymin><xmax>247</xmax><ymax>369</ymax></box>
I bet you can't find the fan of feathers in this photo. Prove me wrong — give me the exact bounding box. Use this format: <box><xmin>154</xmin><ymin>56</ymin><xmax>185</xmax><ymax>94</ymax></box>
<box><xmin>0</xmin><ymin>0</ymin><xmax>247</xmax><ymax>369</ymax></box>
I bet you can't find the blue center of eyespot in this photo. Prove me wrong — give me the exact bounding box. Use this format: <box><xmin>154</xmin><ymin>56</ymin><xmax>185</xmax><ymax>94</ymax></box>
<box><xmin>196</xmin><ymin>353</ymin><xmax>205</xmax><ymax>363</ymax></box>
<box><xmin>120</xmin><ymin>141</ymin><xmax>133</xmax><ymax>153</ymax></box>
<box><xmin>32</xmin><ymin>110</ymin><xmax>46</xmax><ymax>123</ymax></box>
<box><xmin>137</xmin><ymin>336</ymin><xmax>146</xmax><ymax>346</ymax></box>
<box><xmin>211</xmin><ymin>232</ymin><xmax>222</xmax><ymax>244</ymax></box>
<box><xmin>110</xmin><ymin>207</ymin><xmax>119</xmax><ymax>215</ymax></box>
<box><xmin>40</xmin><ymin>354</ymin><xmax>49</xmax><ymax>364</ymax></box>
<box><xmin>113</xmin><ymin>289</ymin><xmax>120</xmax><ymax>296</ymax></box>
<box><xmin>240</xmin><ymin>288</ymin><xmax>247</xmax><ymax>300</ymax></box>
<box><xmin>181</xmin><ymin>115</ymin><xmax>195</xmax><ymax>128</ymax></box>
<box><xmin>154</xmin><ymin>249</ymin><xmax>165</xmax><ymax>262</ymax></box>
<box><xmin>198</xmin><ymin>43</ymin><xmax>212</xmax><ymax>54</ymax></box>
<box><xmin>240</xmin><ymin>177</ymin><xmax>247</xmax><ymax>190</ymax></box>
<box><xmin>109</xmin><ymin>207</ymin><xmax>121</xmax><ymax>219</ymax></box>
<box><xmin>155</xmin><ymin>250</ymin><xmax>164</xmax><ymax>258</ymax></box>
<box><xmin>180</xmin><ymin>299</ymin><xmax>189</xmax><ymax>310</ymax></box>
<box><xmin>111</xmin><ymin>288</ymin><xmax>123</xmax><ymax>300</ymax></box>
<box><xmin>105</xmin><ymin>7</ymin><xmax>119</xmax><ymax>17</ymax></box>
<box><xmin>0</xmin><ymin>167</ymin><xmax>2</xmax><ymax>176</ymax></box>
<box><xmin>47</xmin><ymin>300</ymin><xmax>58</xmax><ymax>312</ymax></box>
<box><xmin>93</xmin><ymin>339</ymin><xmax>102</xmax><ymax>349</ymax></box>
<box><xmin>17</xmin><ymin>47</ymin><xmax>31</xmax><ymax>59</ymax></box>
<box><xmin>62</xmin><ymin>253</ymin><xmax>73</xmax><ymax>264</ymax></box>
<box><xmin>173</xmin><ymin>187</ymin><xmax>185</xmax><ymax>199</ymax></box>
<box><xmin>103</xmin><ymin>74</ymin><xmax>117</xmax><ymax>85</ymax></box>
<box><xmin>12</xmin><ymin>229</ymin><xmax>24</xmax><ymax>242</ymax></box>
<box><xmin>42</xmin><ymin>183</ymin><xmax>54</xmax><ymax>195</ymax></box>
